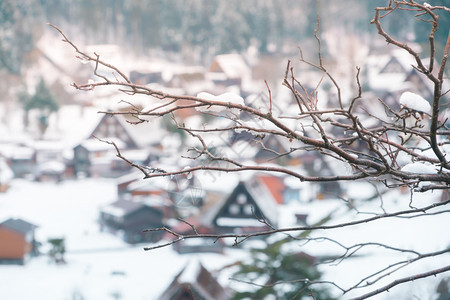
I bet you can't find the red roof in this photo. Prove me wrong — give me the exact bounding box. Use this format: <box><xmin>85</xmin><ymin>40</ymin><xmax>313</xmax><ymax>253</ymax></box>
<box><xmin>257</xmin><ymin>174</ymin><xmax>285</xmax><ymax>204</ymax></box>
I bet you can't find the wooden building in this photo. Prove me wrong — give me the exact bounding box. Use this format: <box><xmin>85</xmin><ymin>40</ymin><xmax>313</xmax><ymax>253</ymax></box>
<box><xmin>0</xmin><ymin>218</ymin><xmax>38</xmax><ymax>264</ymax></box>
<box><xmin>100</xmin><ymin>198</ymin><xmax>166</xmax><ymax>244</ymax></box>
<box><xmin>203</xmin><ymin>175</ymin><xmax>280</xmax><ymax>234</ymax></box>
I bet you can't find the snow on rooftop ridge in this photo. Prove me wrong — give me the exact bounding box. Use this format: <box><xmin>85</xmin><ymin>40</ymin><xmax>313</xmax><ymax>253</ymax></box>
<box><xmin>399</xmin><ymin>92</ymin><xmax>431</xmax><ymax>113</ymax></box>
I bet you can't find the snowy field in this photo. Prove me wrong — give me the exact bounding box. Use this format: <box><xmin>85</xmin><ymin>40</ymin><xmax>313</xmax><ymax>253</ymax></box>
<box><xmin>0</xmin><ymin>178</ymin><xmax>448</xmax><ymax>299</ymax></box>
<box><xmin>0</xmin><ymin>179</ymin><xmax>242</xmax><ymax>300</ymax></box>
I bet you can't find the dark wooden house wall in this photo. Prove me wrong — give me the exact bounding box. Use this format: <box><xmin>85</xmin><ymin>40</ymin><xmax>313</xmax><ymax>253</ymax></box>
<box><xmin>91</xmin><ymin>114</ymin><xmax>137</xmax><ymax>148</ymax></box>
<box><xmin>101</xmin><ymin>206</ymin><xmax>164</xmax><ymax>243</ymax></box>
<box><xmin>213</xmin><ymin>182</ymin><xmax>264</xmax><ymax>228</ymax></box>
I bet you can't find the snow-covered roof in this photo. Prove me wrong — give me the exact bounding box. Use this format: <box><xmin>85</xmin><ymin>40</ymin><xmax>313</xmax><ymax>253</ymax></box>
<box><xmin>245</xmin><ymin>175</ymin><xmax>280</xmax><ymax>224</ymax></box>
<box><xmin>365</xmin><ymin>49</ymin><xmax>416</xmax><ymax>93</ymax></box>
<box><xmin>79</xmin><ymin>138</ymin><xmax>126</xmax><ymax>152</ymax></box>
<box><xmin>0</xmin><ymin>144</ymin><xmax>34</xmax><ymax>160</ymax></box>
<box><xmin>44</xmin><ymin>105</ymin><xmax>103</xmax><ymax>147</ymax></box>
<box><xmin>210</xmin><ymin>54</ymin><xmax>250</xmax><ymax>79</ymax></box>
<box><xmin>0</xmin><ymin>217</ymin><xmax>37</xmax><ymax>234</ymax></box>
<box><xmin>159</xmin><ymin>260</ymin><xmax>231</xmax><ymax>300</ymax></box>
<box><xmin>36</xmin><ymin>160</ymin><xmax>66</xmax><ymax>174</ymax></box>
<box><xmin>44</xmin><ymin>104</ymin><xmax>164</xmax><ymax>151</ymax></box>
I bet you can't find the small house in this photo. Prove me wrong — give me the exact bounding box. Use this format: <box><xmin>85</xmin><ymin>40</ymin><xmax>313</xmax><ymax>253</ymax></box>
<box><xmin>204</xmin><ymin>175</ymin><xmax>279</xmax><ymax>234</ymax></box>
<box><xmin>0</xmin><ymin>218</ymin><xmax>38</xmax><ymax>264</ymax></box>
<box><xmin>7</xmin><ymin>145</ymin><xmax>35</xmax><ymax>178</ymax></box>
<box><xmin>42</xmin><ymin>105</ymin><xmax>161</xmax><ymax>178</ymax></box>
<box><xmin>100</xmin><ymin>198</ymin><xmax>166</xmax><ymax>244</ymax></box>
<box><xmin>73</xmin><ymin>138</ymin><xmax>129</xmax><ymax>177</ymax></box>
<box><xmin>32</xmin><ymin>140</ymin><xmax>67</xmax><ymax>181</ymax></box>
<box><xmin>72</xmin><ymin>112</ymin><xmax>144</xmax><ymax>177</ymax></box>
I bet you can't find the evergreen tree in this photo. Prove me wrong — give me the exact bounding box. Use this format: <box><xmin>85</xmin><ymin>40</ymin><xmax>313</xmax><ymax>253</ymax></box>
<box><xmin>232</xmin><ymin>238</ymin><xmax>335</xmax><ymax>300</ymax></box>
<box><xmin>22</xmin><ymin>78</ymin><xmax>59</xmax><ymax>134</ymax></box>
<box><xmin>47</xmin><ymin>237</ymin><xmax>66</xmax><ymax>264</ymax></box>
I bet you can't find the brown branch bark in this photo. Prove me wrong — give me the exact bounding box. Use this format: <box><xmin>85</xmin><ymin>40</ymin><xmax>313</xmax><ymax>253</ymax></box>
<box><xmin>350</xmin><ymin>264</ymin><xmax>450</xmax><ymax>300</ymax></box>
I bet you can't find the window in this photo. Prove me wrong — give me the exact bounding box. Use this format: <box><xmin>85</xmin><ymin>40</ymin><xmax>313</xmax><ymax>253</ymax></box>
<box><xmin>237</xmin><ymin>193</ymin><xmax>247</xmax><ymax>204</ymax></box>
<box><xmin>229</xmin><ymin>204</ymin><xmax>240</xmax><ymax>215</ymax></box>
<box><xmin>243</xmin><ymin>204</ymin><xmax>254</xmax><ymax>215</ymax></box>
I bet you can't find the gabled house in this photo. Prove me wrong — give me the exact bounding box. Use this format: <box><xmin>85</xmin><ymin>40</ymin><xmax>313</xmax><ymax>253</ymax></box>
<box><xmin>159</xmin><ymin>261</ymin><xmax>232</xmax><ymax>300</ymax></box>
<box><xmin>0</xmin><ymin>218</ymin><xmax>38</xmax><ymax>264</ymax></box>
<box><xmin>100</xmin><ymin>198</ymin><xmax>166</xmax><ymax>244</ymax></box>
<box><xmin>43</xmin><ymin>104</ymin><xmax>162</xmax><ymax>178</ymax></box>
<box><xmin>362</xmin><ymin>47</ymin><xmax>449</xmax><ymax>112</ymax></box>
<box><xmin>405</xmin><ymin>68</ymin><xmax>434</xmax><ymax>101</ymax></box>
<box><xmin>203</xmin><ymin>174</ymin><xmax>279</xmax><ymax>234</ymax></box>
<box><xmin>89</xmin><ymin>113</ymin><xmax>138</xmax><ymax>149</ymax></box>
<box><xmin>365</xmin><ymin>49</ymin><xmax>416</xmax><ymax>96</ymax></box>
<box><xmin>72</xmin><ymin>111</ymin><xmax>160</xmax><ymax>177</ymax></box>
<box><xmin>378</xmin><ymin>55</ymin><xmax>410</xmax><ymax>74</ymax></box>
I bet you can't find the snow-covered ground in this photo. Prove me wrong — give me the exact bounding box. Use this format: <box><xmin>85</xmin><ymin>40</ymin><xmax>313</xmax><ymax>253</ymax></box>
<box><xmin>0</xmin><ymin>179</ymin><xmax>243</xmax><ymax>300</ymax></box>
<box><xmin>288</xmin><ymin>186</ymin><xmax>450</xmax><ymax>299</ymax></box>
<box><xmin>0</xmin><ymin>178</ymin><xmax>448</xmax><ymax>299</ymax></box>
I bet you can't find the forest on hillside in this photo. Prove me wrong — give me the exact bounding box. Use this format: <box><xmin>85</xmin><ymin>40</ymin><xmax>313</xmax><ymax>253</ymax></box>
<box><xmin>2</xmin><ymin>0</ymin><xmax>448</xmax><ymax>79</ymax></box>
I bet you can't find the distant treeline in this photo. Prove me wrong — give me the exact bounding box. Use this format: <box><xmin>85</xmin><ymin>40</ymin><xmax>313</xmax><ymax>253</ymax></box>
<box><xmin>0</xmin><ymin>0</ymin><xmax>448</xmax><ymax>75</ymax></box>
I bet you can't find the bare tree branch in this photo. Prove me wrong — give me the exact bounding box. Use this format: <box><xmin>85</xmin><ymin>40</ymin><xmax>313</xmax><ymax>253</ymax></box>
<box><xmin>350</xmin><ymin>264</ymin><xmax>450</xmax><ymax>300</ymax></box>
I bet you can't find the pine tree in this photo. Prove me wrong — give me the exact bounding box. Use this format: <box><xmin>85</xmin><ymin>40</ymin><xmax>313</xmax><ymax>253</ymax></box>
<box><xmin>22</xmin><ymin>78</ymin><xmax>59</xmax><ymax>135</ymax></box>
<box><xmin>232</xmin><ymin>238</ymin><xmax>335</xmax><ymax>299</ymax></box>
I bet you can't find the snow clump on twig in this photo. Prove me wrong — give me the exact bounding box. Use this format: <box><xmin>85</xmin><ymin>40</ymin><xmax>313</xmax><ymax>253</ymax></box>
<box><xmin>401</xmin><ymin>162</ymin><xmax>437</xmax><ymax>174</ymax></box>
<box><xmin>399</xmin><ymin>91</ymin><xmax>431</xmax><ymax>113</ymax></box>
<box><xmin>195</xmin><ymin>92</ymin><xmax>244</xmax><ymax>113</ymax></box>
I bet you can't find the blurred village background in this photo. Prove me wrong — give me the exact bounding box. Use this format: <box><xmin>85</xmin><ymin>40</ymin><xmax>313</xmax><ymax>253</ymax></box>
<box><xmin>0</xmin><ymin>1</ymin><xmax>449</xmax><ymax>299</ymax></box>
